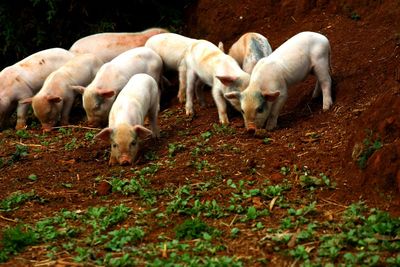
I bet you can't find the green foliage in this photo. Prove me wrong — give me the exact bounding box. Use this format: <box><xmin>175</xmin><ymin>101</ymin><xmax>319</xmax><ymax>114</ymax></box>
<box><xmin>299</xmin><ymin>173</ymin><xmax>336</xmax><ymax>189</ymax></box>
<box><xmin>0</xmin><ymin>225</ymin><xmax>37</xmax><ymax>262</ymax></box>
<box><xmin>0</xmin><ymin>190</ymin><xmax>37</xmax><ymax>212</ymax></box>
<box><xmin>15</xmin><ymin>129</ymin><xmax>30</xmax><ymax>138</ymax></box>
<box><xmin>175</xmin><ymin>218</ymin><xmax>219</xmax><ymax>240</ymax></box>
<box><xmin>27</xmin><ymin>174</ymin><xmax>38</xmax><ymax>181</ymax></box>
<box><xmin>105</xmin><ymin>227</ymin><xmax>145</xmax><ymax>251</ymax></box>
<box><xmin>356</xmin><ymin>130</ymin><xmax>383</xmax><ymax>169</ymax></box>
<box><xmin>212</xmin><ymin>123</ymin><xmax>236</xmax><ymax>135</ymax></box>
<box><xmin>1</xmin><ymin>144</ymin><xmax>30</xmax><ymax>167</ymax></box>
<box><xmin>263</xmin><ymin>137</ymin><xmax>272</xmax><ymax>144</ymax></box>
<box><xmin>350</xmin><ymin>11</ymin><xmax>361</xmax><ymax>20</ymax></box>
<box><xmin>64</xmin><ymin>137</ymin><xmax>78</xmax><ymax>150</ymax></box>
<box><xmin>84</xmin><ymin>131</ymin><xmax>95</xmax><ymax>141</ymax></box>
<box><xmin>168</xmin><ymin>142</ymin><xmax>185</xmax><ymax>157</ymax></box>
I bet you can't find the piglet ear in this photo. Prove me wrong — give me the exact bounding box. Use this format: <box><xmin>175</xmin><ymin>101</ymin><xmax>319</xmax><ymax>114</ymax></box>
<box><xmin>19</xmin><ymin>98</ymin><xmax>33</xmax><ymax>104</ymax></box>
<box><xmin>224</xmin><ymin>91</ymin><xmax>241</xmax><ymax>101</ymax></box>
<box><xmin>97</xmin><ymin>88</ymin><xmax>115</xmax><ymax>99</ymax></box>
<box><xmin>262</xmin><ymin>91</ymin><xmax>280</xmax><ymax>102</ymax></box>
<box><xmin>70</xmin><ymin>85</ymin><xmax>86</xmax><ymax>94</ymax></box>
<box><xmin>133</xmin><ymin>125</ymin><xmax>153</xmax><ymax>139</ymax></box>
<box><xmin>95</xmin><ymin>127</ymin><xmax>113</xmax><ymax>141</ymax></box>
<box><xmin>218</xmin><ymin>41</ymin><xmax>224</xmax><ymax>52</ymax></box>
<box><xmin>216</xmin><ymin>76</ymin><xmax>238</xmax><ymax>86</ymax></box>
<box><xmin>45</xmin><ymin>95</ymin><xmax>62</xmax><ymax>103</ymax></box>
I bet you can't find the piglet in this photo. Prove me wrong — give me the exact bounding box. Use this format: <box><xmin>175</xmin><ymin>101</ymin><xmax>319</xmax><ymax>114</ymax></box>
<box><xmin>145</xmin><ymin>32</ymin><xmax>198</xmax><ymax>103</ymax></box>
<box><xmin>226</xmin><ymin>32</ymin><xmax>273</xmax><ymax>73</ymax></box>
<box><xmin>69</xmin><ymin>28</ymin><xmax>168</xmax><ymax>63</ymax></box>
<box><xmin>95</xmin><ymin>73</ymin><xmax>160</xmax><ymax>166</ymax></box>
<box><xmin>0</xmin><ymin>48</ymin><xmax>75</xmax><ymax>130</ymax></box>
<box><xmin>20</xmin><ymin>53</ymin><xmax>103</xmax><ymax>131</ymax></box>
<box><xmin>73</xmin><ymin>47</ymin><xmax>163</xmax><ymax>127</ymax></box>
<box><xmin>182</xmin><ymin>39</ymin><xmax>250</xmax><ymax>124</ymax></box>
<box><xmin>225</xmin><ymin>31</ymin><xmax>332</xmax><ymax>132</ymax></box>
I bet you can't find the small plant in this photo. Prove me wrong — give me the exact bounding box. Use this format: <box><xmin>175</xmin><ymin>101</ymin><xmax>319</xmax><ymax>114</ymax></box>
<box><xmin>58</xmin><ymin>127</ymin><xmax>72</xmax><ymax>136</ymax></box>
<box><xmin>105</xmin><ymin>227</ymin><xmax>145</xmax><ymax>251</ymax></box>
<box><xmin>11</xmin><ymin>144</ymin><xmax>29</xmax><ymax>163</ymax></box>
<box><xmin>0</xmin><ymin>190</ymin><xmax>37</xmax><ymax>212</ymax></box>
<box><xmin>280</xmin><ymin>166</ymin><xmax>290</xmax><ymax>175</ymax></box>
<box><xmin>27</xmin><ymin>174</ymin><xmax>38</xmax><ymax>181</ymax></box>
<box><xmin>15</xmin><ymin>129</ymin><xmax>30</xmax><ymax>139</ymax></box>
<box><xmin>64</xmin><ymin>137</ymin><xmax>78</xmax><ymax>151</ymax></box>
<box><xmin>191</xmin><ymin>159</ymin><xmax>211</xmax><ymax>172</ymax></box>
<box><xmin>175</xmin><ymin>218</ymin><xmax>219</xmax><ymax>240</ymax></box>
<box><xmin>168</xmin><ymin>142</ymin><xmax>185</xmax><ymax>157</ymax></box>
<box><xmin>0</xmin><ymin>225</ymin><xmax>37</xmax><ymax>262</ymax></box>
<box><xmin>356</xmin><ymin>131</ymin><xmax>382</xmax><ymax>169</ymax></box>
<box><xmin>84</xmin><ymin>131</ymin><xmax>95</xmax><ymax>141</ymax></box>
<box><xmin>201</xmin><ymin>131</ymin><xmax>212</xmax><ymax>140</ymax></box>
<box><xmin>263</xmin><ymin>137</ymin><xmax>272</xmax><ymax>144</ymax></box>
<box><xmin>350</xmin><ymin>11</ymin><xmax>361</xmax><ymax>20</ymax></box>
<box><xmin>289</xmin><ymin>245</ymin><xmax>310</xmax><ymax>260</ymax></box>
<box><xmin>212</xmin><ymin>123</ymin><xmax>236</xmax><ymax>135</ymax></box>
<box><xmin>299</xmin><ymin>173</ymin><xmax>336</xmax><ymax>189</ymax></box>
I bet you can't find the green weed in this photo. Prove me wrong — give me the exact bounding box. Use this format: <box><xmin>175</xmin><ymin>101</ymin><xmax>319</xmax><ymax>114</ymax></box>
<box><xmin>0</xmin><ymin>190</ymin><xmax>37</xmax><ymax>212</ymax></box>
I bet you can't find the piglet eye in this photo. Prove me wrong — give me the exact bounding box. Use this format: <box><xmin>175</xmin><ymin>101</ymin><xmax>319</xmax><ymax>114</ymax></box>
<box><xmin>256</xmin><ymin>106</ymin><xmax>264</xmax><ymax>113</ymax></box>
<box><xmin>240</xmin><ymin>109</ymin><xmax>244</xmax><ymax>114</ymax></box>
<box><xmin>112</xmin><ymin>143</ymin><xmax>117</xmax><ymax>148</ymax></box>
<box><xmin>131</xmin><ymin>141</ymin><xmax>136</xmax><ymax>146</ymax></box>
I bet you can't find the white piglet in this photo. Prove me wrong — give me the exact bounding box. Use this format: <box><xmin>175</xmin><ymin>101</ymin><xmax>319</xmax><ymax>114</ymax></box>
<box><xmin>95</xmin><ymin>73</ymin><xmax>160</xmax><ymax>166</ymax></box>
<box><xmin>225</xmin><ymin>31</ymin><xmax>333</xmax><ymax>132</ymax></box>
<box><xmin>73</xmin><ymin>47</ymin><xmax>163</xmax><ymax>127</ymax></box>
<box><xmin>0</xmin><ymin>48</ymin><xmax>74</xmax><ymax>129</ymax></box>
<box><xmin>227</xmin><ymin>32</ymin><xmax>273</xmax><ymax>73</ymax></box>
<box><xmin>182</xmin><ymin>39</ymin><xmax>250</xmax><ymax>125</ymax></box>
<box><xmin>145</xmin><ymin>32</ymin><xmax>198</xmax><ymax>103</ymax></box>
<box><xmin>20</xmin><ymin>53</ymin><xmax>103</xmax><ymax>131</ymax></box>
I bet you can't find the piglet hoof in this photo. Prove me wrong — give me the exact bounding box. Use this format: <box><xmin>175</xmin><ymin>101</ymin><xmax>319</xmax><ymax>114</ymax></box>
<box><xmin>323</xmin><ymin>100</ymin><xmax>333</xmax><ymax>111</ymax></box>
<box><xmin>15</xmin><ymin>125</ymin><xmax>27</xmax><ymax>130</ymax></box>
<box><xmin>185</xmin><ymin>109</ymin><xmax>194</xmax><ymax>117</ymax></box>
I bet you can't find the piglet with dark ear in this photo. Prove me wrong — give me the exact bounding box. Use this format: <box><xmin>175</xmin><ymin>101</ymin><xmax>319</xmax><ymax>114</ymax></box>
<box><xmin>95</xmin><ymin>73</ymin><xmax>160</xmax><ymax>166</ymax></box>
<box><xmin>0</xmin><ymin>48</ymin><xmax>74</xmax><ymax>130</ymax></box>
<box><xmin>225</xmin><ymin>31</ymin><xmax>332</xmax><ymax>132</ymax></box>
<box><xmin>20</xmin><ymin>53</ymin><xmax>103</xmax><ymax>131</ymax></box>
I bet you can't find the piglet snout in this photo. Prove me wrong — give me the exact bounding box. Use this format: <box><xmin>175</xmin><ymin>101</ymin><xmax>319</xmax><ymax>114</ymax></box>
<box><xmin>246</xmin><ymin>122</ymin><xmax>257</xmax><ymax>134</ymax></box>
<box><xmin>119</xmin><ymin>154</ymin><xmax>132</xmax><ymax>166</ymax></box>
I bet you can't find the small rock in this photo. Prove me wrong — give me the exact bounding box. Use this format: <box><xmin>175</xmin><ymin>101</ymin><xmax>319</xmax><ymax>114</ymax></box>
<box><xmin>97</xmin><ymin>180</ymin><xmax>111</xmax><ymax>196</ymax></box>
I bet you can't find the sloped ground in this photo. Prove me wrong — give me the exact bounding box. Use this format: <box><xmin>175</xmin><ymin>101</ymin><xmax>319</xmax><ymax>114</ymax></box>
<box><xmin>0</xmin><ymin>0</ymin><xmax>399</xmax><ymax>266</ymax></box>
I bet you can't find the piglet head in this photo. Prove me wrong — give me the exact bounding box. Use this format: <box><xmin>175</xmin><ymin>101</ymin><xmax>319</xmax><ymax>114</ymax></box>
<box><xmin>83</xmin><ymin>88</ymin><xmax>115</xmax><ymax>127</ymax></box>
<box><xmin>31</xmin><ymin>94</ymin><xmax>63</xmax><ymax>131</ymax></box>
<box><xmin>225</xmin><ymin>88</ymin><xmax>280</xmax><ymax>133</ymax></box>
<box><xmin>96</xmin><ymin>123</ymin><xmax>153</xmax><ymax>166</ymax></box>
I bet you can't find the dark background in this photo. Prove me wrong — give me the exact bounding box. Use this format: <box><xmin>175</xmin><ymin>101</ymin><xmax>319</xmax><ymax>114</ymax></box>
<box><xmin>0</xmin><ymin>0</ymin><xmax>194</xmax><ymax>69</ymax></box>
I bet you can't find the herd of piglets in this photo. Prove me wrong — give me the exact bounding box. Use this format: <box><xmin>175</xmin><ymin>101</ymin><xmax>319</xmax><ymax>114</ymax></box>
<box><xmin>0</xmin><ymin>27</ymin><xmax>333</xmax><ymax>166</ymax></box>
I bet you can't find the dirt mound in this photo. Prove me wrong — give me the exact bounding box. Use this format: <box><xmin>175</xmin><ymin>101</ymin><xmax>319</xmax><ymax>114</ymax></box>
<box><xmin>348</xmin><ymin>86</ymin><xmax>400</xmax><ymax>194</ymax></box>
